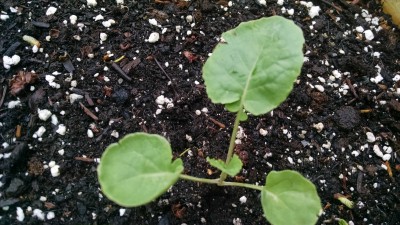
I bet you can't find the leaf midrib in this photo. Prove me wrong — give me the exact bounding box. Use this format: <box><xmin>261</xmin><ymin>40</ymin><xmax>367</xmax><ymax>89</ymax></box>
<box><xmin>239</xmin><ymin>40</ymin><xmax>268</xmax><ymax>109</ymax></box>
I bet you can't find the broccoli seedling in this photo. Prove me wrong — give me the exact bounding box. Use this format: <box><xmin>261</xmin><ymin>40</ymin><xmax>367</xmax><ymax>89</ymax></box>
<box><xmin>97</xmin><ymin>16</ymin><xmax>321</xmax><ymax>225</ymax></box>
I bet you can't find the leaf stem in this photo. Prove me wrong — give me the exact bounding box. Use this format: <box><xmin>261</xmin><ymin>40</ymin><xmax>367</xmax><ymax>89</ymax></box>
<box><xmin>179</xmin><ymin>174</ymin><xmax>263</xmax><ymax>191</ymax></box>
<box><xmin>218</xmin><ymin>106</ymin><xmax>243</xmax><ymax>184</ymax></box>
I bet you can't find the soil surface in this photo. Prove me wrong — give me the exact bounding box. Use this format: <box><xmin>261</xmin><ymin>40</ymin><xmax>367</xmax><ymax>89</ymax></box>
<box><xmin>0</xmin><ymin>0</ymin><xmax>400</xmax><ymax>224</ymax></box>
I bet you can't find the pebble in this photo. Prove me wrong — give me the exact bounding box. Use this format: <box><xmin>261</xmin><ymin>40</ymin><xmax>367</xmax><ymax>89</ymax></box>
<box><xmin>7</xmin><ymin>100</ymin><xmax>21</xmax><ymax>108</ymax></box>
<box><xmin>373</xmin><ymin>145</ymin><xmax>383</xmax><ymax>157</ymax></box>
<box><xmin>69</xmin><ymin>93</ymin><xmax>83</xmax><ymax>103</ymax></box>
<box><xmin>149</xmin><ymin>18</ymin><xmax>158</xmax><ymax>26</ymax></box>
<box><xmin>16</xmin><ymin>207</ymin><xmax>24</xmax><ymax>221</ymax></box>
<box><xmin>158</xmin><ymin>214</ymin><xmax>170</xmax><ymax>225</ymax></box>
<box><xmin>46</xmin><ymin>6</ymin><xmax>57</xmax><ymax>16</ymax></box>
<box><xmin>87</xmin><ymin>0</ymin><xmax>97</xmax><ymax>7</ymax></box>
<box><xmin>313</xmin><ymin>122</ymin><xmax>324</xmax><ymax>132</ymax></box>
<box><xmin>382</xmin><ymin>154</ymin><xmax>391</xmax><ymax>161</ymax></box>
<box><xmin>38</xmin><ymin>109</ymin><xmax>52</xmax><ymax>121</ymax></box>
<box><xmin>0</xmin><ymin>14</ymin><xmax>9</xmax><ymax>21</ymax></box>
<box><xmin>47</xmin><ymin>211</ymin><xmax>55</xmax><ymax>220</ymax></box>
<box><xmin>56</xmin><ymin>124</ymin><xmax>66</xmax><ymax>135</ymax></box>
<box><xmin>186</xmin><ymin>15</ymin><xmax>193</xmax><ymax>23</ymax></box>
<box><xmin>185</xmin><ymin>134</ymin><xmax>193</xmax><ymax>142</ymax></box>
<box><xmin>355</xmin><ymin>26</ymin><xmax>364</xmax><ymax>33</ymax></box>
<box><xmin>77</xmin><ymin>201</ymin><xmax>87</xmax><ymax>215</ymax></box>
<box><xmin>156</xmin><ymin>95</ymin><xmax>166</xmax><ymax>105</ymax></box>
<box><xmin>0</xmin><ymin>199</ymin><xmax>19</xmax><ymax>208</ymax></box>
<box><xmin>111</xmin><ymin>130</ymin><xmax>119</xmax><ymax>138</ymax></box>
<box><xmin>94</xmin><ymin>14</ymin><xmax>104</xmax><ymax>21</ymax></box>
<box><xmin>314</xmin><ymin>85</ymin><xmax>324</xmax><ymax>92</ymax></box>
<box><xmin>366</xmin><ymin>132</ymin><xmax>376</xmax><ymax>143</ymax></box>
<box><xmin>233</xmin><ymin>218</ymin><xmax>243</xmax><ymax>225</ymax></box>
<box><xmin>334</xmin><ymin>106</ymin><xmax>360</xmax><ymax>130</ymax></box>
<box><xmin>100</xmin><ymin>33</ymin><xmax>108</xmax><ymax>42</ymax></box>
<box><xmin>33</xmin><ymin>209</ymin><xmax>45</xmax><ymax>220</ymax></box>
<box><xmin>364</xmin><ymin>30</ymin><xmax>374</xmax><ymax>41</ymax></box>
<box><xmin>58</xmin><ymin>149</ymin><xmax>65</xmax><ymax>155</ymax></box>
<box><xmin>148</xmin><ymin>32</ymin><xmax>160</xmax><ymax>43</ymax></box>
<box><xmin>111</xmin><ymin>88</ymin><xmax>128</xmax><ymax>104</ymax></box>
<box><xmin>33</xmin><ymin>126</ymin><xmax>46</xmax><ymax>138</ymax></box>
<box><xmin>259</xmin><ymin>128</ymin><xmax>268</xmax><ymax>136</ymax></box>
<box><xmin>51</xmin><ymin>115</ymin><xmax>59</xmax><ymax>125</ymax></box>
<box><xmin>119</xmin><ymin>208</ymin><xmax>126</xmax><ymax>216</ymax></box>
<box><xmin>70</xmin><ymin>15</ymin><xmax>77</xmax><ymax>24</ymax></box>
<box><xmin>50</xmin><ymin>165</ymin><xmax>60</xmax><ymax>177</ymax></box>
<box><xmin>239</xmin><ymin>196</ymin><xmax>247</xmax><ymax>204</ymax></box>
<box><xmin>308</xmin><ymin>6</ymin><xmax>321</xmax><ymax>18</ymax></box>
<box><xmin>6</xmin><ymin>178</ymin><xmax>24</xmax><ymax>196</ymax></box>
<box><xmin>87</xmin><ymin>129</ymin><xmax>94</xmax><ymax>138</ymax></box>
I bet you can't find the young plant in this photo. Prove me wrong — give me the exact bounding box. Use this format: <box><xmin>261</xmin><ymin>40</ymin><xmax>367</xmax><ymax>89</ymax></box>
<box><xmin>97</xmin><ymin>16</ymin><xmax>321</xmax><ymax>225</ymax></box>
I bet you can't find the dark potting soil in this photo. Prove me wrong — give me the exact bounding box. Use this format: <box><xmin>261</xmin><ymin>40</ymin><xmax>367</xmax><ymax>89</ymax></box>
<box><xmin>0</xmin><ymin>0</ymin><xmax>399</xmax><ymax>224</ymax></box>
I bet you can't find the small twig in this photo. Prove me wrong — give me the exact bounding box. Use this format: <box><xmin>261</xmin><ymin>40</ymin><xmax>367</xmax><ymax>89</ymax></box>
<box><xmin>96</xmin><ymin>127</ymin><xmax>110</xmax><ymax>142</ymax></box>
<box><xmin>384</xmin><ymin>161</ymin><xmax>393</xmax><ymax>178</ymax></box>
<box><xmin>321</xmin><ymin>0</ymin><xmax>343</xmax><ymax>12</ymax></box>
<box><xmin>179</xmin><ymin>148</ymin><xmax>190</xmax><ymax>157</ymax></box>
<box><xmin>153</xmin><ymin>56</ymin><xmax>178</xmax><ymax>97</ymax></box>
<box><xmin>0</xmin><ymin>86</ymin><xmax>7</xmax><ymax>108</ymax></box>
<box><xmin>75</xmin><ymin>156</ymin><xmax>94</xmax><ymax>162</ymax></box>
<box><xmin>16</xmin><ymin>125</ymin><xmax>22</xmax><ymax>138</ymax></box>
<box><xmin>360</xmin><ymin>109</ymin><xmax>373</xmax><ymax>113</ymax></box>
<box><xmin>111</xmin><ymin>61</ymin><xmax>132</xmax><ymax>81</ymax></box>
<box><xmin>84</xmin><ymin>93</ymin><xmax>94</xmax><ymax>106</ymax></box>
<box><xmin>208</xmin><ymin>117</ymin><xmax>226</xmax><ymax>129</ymax></box>
<box><xmin>31</xmin><ymin>21</ymin><xmax>50</xmax><ymax>28</ymax></box>
<box><xmin>79</xmin><ymin>102</ymin><xmax>99</xmax><ymax>120</ymax></box>
<box><xmin>345</xmin><ymin>78</ymin><xmax>359</xmax><ymax>99</ymax></box>
<box><xmin>347</xmin><ymin>98</ymin><xmax>357</xmax><ymax>105</ymax></box>
<box><xmin>153</xmin><ymin>56</ymin><xmax>172</xmax><ymax>82</ymax></box>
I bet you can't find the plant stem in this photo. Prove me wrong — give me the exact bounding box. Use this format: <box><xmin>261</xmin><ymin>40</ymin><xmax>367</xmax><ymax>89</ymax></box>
<box><xmin>179</xmin><ymin>174</ymin><xmax>263</xmax><ymax>191</ymax></box>
<box><xmin>218</xmin><ymin>106</ymin><xmax>243</xmax><ymax>184</ymax></box>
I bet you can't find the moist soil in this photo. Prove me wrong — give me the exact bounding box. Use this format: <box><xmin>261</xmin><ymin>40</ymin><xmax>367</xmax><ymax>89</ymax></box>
<box><xmin>0</xmin><ymin>0</ymin><xmax>400</xmax><ymax>224</ymax></box>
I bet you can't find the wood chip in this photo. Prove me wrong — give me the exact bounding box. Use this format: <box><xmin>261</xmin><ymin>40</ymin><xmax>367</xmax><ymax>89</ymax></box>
<box><xmin>122</xmin><ymin>58</ymin><xmax>141</xmax><ymax>75</ymax></box>
<box><xmin>79</xmin><ymin>102</ymin><xmax>99</xmax><ymax>121</ymax></box>
<box><xmin>10</xmin><ymin>71</ymin><xmax>38</xmax><ymax>96</ymax></box>
<box><xmin>389</xmin><ymin>99</ymin><xmax>400</xmax><ymax>112</ymax></box>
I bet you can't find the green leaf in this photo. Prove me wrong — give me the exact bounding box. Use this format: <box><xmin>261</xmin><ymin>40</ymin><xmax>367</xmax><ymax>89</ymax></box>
<box><xmin>207</xmin><ymin>154</ymin><xmax>243</xmax><ymax>177</ymax></box>
<box><xmin>238</xmin><ymin>110</ymin><xmax>248</xmax><ymax>121</ymax></box>
<box><xmin>203</xmin><ymin>16</ymin><xmax>304</xmax><ymax>116</ymax></box>
<box><xmin>97</xmin><ymin>133</ymin><xmax>184</xmax><ymax>207</ymax></box>
<box><xmin>261</xmin><ymin>170</ymin><xmax>321</xmax><ymax>225</ymax></box>
<box><xmin>338</xmin><ymin>219</ymin><xmax>349</xmax><ymax>225</ymax></box>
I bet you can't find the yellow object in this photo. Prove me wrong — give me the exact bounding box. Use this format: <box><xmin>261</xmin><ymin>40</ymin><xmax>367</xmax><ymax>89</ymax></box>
<box><xmin>22</xmin><ymin>35</ymin><xmax>40</xmax><ymax>47</ymax></box>
<box><xmin>114</xmin><ymin>55</ymin><xmax>125</xmax><ymax>63</ymax></box>
<box><xmin>383</xmin><ymin>0</ymin><xmax>400</xmax><ymax>27</ymax></box>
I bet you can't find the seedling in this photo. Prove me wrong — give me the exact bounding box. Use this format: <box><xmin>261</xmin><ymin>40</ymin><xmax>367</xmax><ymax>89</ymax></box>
<box><xmin>334</xmin><ymin>193</ymin><xmax>354</xmax><ymax>209</ymax></box>
<box><xmin>98</xmin><ymin>16</ymin><xmax>321</xmax><ymax>225</ymax></box>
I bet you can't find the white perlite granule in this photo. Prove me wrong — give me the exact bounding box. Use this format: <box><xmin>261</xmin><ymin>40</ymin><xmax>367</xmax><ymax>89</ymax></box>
<box><xmin>148</xmin><ymin>32</ymin><xmax>160</xmax><ymax>43</ymax></box>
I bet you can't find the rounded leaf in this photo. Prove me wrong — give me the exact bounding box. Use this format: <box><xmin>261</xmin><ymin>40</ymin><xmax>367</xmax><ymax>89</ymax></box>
<box><xmin>203</xmin><ymin>16</ymin><xmax>305</xmax><ymax>115</ymax></box>
<box><xmin>97</xmin><ymin>133</ymin><xmax>183</xmax><ymax>207</ymax></box>
<box><xmin>206</xmin><ymin>154</ymin><xmax>243</xmax><ymax>177</ymax></box>
<box><xmin>261</xmin><ymin>170</ymin><xmax>321</xmax><ymax>225</ymax></box>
